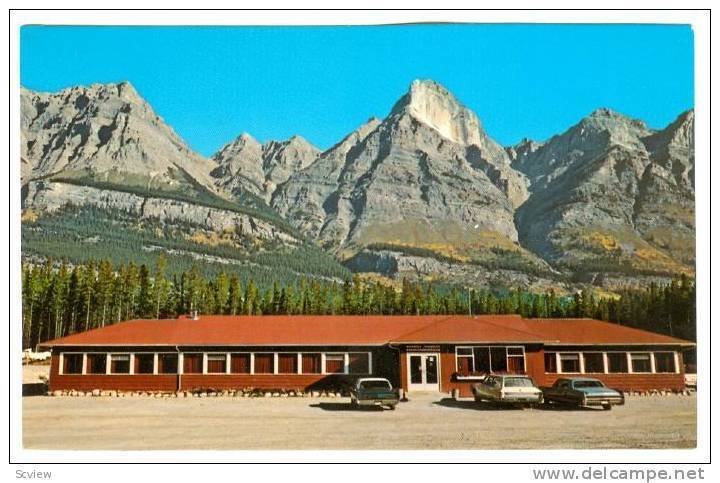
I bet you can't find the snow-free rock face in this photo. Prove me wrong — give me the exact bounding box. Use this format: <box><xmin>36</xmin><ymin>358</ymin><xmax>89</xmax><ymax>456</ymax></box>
<box><xmin>270</xmin><ymin>118</ymin><xmax>382</xmax><ymax>240</ymax></box>
<box><xmin>21</xmin><ymin>82</ymin><xmax>219</xmax><ymax>196</ymax></box>
<box><xmin>392</xmin><ymin>79</ymin><xmax>484</xmax><ymax>146</ymax></box>
<box><xmin>514</xmin><ymin>109</ymin><xmax>695</xmax><ymax>277</ymax></box>
<box><xmin>210</xmin><ymin>133</ymin><xmax>320</xmax><ymax>202</ymax></box>
<box><xmin>211</xmin><ymin>132</ymin><xmax>267</xmax><ymax>197</ymax></box>
<box><xmin>20</xmin><ymin>78</ymin><xmax>695</xmax><ymax>289</ymax></box>
<box><xmin>272</xmin><ymin>80</ymin><xmax>536</xmax><ymax>274</ymax></box>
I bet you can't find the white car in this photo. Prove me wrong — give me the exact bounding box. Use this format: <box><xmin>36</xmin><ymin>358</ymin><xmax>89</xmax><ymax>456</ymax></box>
<box><xmin>472</xmin><ymin>374</ymin><xmax>543</xmax><ymax>406</ymax></box>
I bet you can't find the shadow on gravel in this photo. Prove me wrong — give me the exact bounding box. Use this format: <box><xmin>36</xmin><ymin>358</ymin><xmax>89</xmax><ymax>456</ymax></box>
<box><xmin>23</xmin><ymin>383</ymin><xmax>47</xmax><ymax>397</ymax></box>
<box><xmin>539</xmin><ymin>403</ymin><xmax>601</xmax><ymax>412</ymax></box>
<box><xmin>432</xmin><ymin>398</ymin><xmax>579</xmax><ymax>411</ymax></box>
<box><xmin>434</xmin><ymin>398</ymin><xmax>522</xmax><ymax>411</ymax></box>
<box><xmin>309</xmin><ymin>402</ymin><xmax>385</xmax><ymax>412</ymax></box>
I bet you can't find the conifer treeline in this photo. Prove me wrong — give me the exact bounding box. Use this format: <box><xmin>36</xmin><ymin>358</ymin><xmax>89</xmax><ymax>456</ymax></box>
<box><xmin>21</xmin><ymin>256</ymin><xmax>696</xmax><ymax>349</ymax></box>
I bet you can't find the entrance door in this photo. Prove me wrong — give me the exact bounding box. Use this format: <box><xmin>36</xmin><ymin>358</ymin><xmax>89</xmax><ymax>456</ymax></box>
<box><xmin>407</xmin><ymin>353</ymin><xmax>440</xmax><ymax>392</ymax></box>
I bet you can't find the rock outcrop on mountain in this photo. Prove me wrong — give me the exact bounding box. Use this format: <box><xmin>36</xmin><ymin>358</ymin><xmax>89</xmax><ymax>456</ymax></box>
<box><xmin>211</xmin><ymin>133</ymin><xmax>320</xmax><ymax>202</ymax></box>
<box><xmin>21</xmin><ymin>82</ymin><xmax>218</xmax><ymax>197</ymax></box>
<box><xmin>512</xmin><ymin>109</ymin><xmax>695</xmax><ymax>280</ymax></box>
<box><xmin>20</xmin><ymin>82</ymin><xmax>351</xmax><ymax>283</ymax></box>
<box><xmin>20</xmin><ymin>78</ymin><xmax>695</xmax><ymax>290</ymax></box>
<box><xmin>272</xmin><ymin>80</ymin><xmax>536</xmax><ymax>275</ymax></box>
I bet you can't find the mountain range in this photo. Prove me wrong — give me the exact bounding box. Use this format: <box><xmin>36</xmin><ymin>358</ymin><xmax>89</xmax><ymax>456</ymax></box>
<box><xmin>20</xmin><ymin>79</ymin><xmax>695</xmax><ymax>292</ymax></box>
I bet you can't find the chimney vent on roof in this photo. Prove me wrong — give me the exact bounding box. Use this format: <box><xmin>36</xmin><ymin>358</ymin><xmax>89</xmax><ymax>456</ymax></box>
<box><xmin>191</xmin><ymin>310</ymin><xmax>199</xmax><ymax>321</ymax></box>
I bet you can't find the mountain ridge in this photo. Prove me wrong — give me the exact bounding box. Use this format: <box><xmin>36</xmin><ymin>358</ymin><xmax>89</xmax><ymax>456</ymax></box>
<box><xmin>20</xmin><ymin>79</ymin><xmax>695</xmax><ymax>291</ymax></box>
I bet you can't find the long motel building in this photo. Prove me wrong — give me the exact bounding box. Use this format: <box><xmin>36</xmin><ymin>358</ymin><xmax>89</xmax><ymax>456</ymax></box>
<box><xmin>40</xmin><ymin>315</ymin><xmax>694</xmax><ymax>397</ymax></box>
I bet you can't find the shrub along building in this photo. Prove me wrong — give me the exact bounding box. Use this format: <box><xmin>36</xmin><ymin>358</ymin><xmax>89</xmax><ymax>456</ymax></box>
<box><xmin>40</xmin><ymin>315</ymin><xmax>694</xmax><ymax>397</ymax></box>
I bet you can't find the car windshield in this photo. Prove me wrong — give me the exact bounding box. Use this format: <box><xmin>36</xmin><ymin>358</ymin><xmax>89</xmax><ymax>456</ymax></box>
<box><xmin>360</xmin><ymin>380</ymin><xmax>391</xmax><ymax>390</ymax></box>
<box><xmin>504</xmin><ymin>377</ymin><xmax>533</xmax><ymax>387</ymax></box>
<box><xmin>573</xmin><ymin>380</ymin><xmax>605</xmax><ymax>389</ymax></box>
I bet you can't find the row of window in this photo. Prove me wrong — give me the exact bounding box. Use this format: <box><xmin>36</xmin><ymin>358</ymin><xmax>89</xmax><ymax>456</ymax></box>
<box><xmin>60</xmin><ymin>352</ymin><xmax>372</xmax><ymax>376</ymax></box>
<box><xmin>545</xmin><ymin>351</ymin><xmax>678</xmax><ymax>374</ymax></box>
<box><xmin>455</xmin><ymin>346</ymin><xmax>526</xmax><ymax>375</ymax></box>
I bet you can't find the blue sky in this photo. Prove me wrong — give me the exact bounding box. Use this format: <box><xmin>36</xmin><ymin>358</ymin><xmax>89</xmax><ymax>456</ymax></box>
<box><xmin>21</xmin><ymin>24</ymin><xmax>693</xmax><ymax>156</ymax></box>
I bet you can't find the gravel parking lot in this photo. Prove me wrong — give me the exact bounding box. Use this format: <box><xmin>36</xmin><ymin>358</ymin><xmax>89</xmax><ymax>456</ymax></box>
<box><xmin>23</xmin><ymin>390</ymin><xmax>696</xmax><ymax>450</ymax></box>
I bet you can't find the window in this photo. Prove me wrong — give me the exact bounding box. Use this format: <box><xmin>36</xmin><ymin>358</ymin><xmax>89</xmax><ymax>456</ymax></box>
<box><xmin>474</xmin><ymin>347</ymin><xmax>491</xmax><ymax>373</ymax></box>
<box><xmin>324</xmin><ymin>354</ymin><xmax>345</xmax><ymax>374</ymax></box>
<box><xmin>62</xmin><ymin>353</ymin><xmax>83</xmax><ymax>374</ymax></box>
<box><xmin>230</xmin><ymin>353</ymin><xmax>251</xmax><ymax>374</ymax></box>
<box><xmin>183</xmin><ymin>353</ymin><xmax>203</xmax><ymax>374</ymax></box>
<box><xmin>86</xmin><ymin>354</ymin><xmax>107</xmax><ymax>374</ymax></box>
<box><xmin>254</xmin><ymin>353</ymin><xmax>275</xmax><ymax>374</ymax></box>
<box><xmin>207</xmin><ymin>354</ymin><xmax>227</xmax><ymax>374</ymax></box>
<box><xmin>300</xmin><ymin>354</ymin><xmax>320</xmax><ymax>374</ymax></box>
<box><xmin>359</xmin><ymin>380</ymin><xmax>391</xmax><ymax>390</ymax></box>
<box><xmin>110</xmin><ymin>354</ymin><xmax>131</xmax><ymax>374</ymax></box>
<box><xmin>583</xmin><ymin>352</ymin><xmax>605</xmax><ymax>373</ymax></box>
<box><xmin>456</xmin><ymin>347</ymin><xmax>474</xmax><ymax>375</ymax></box>
<box><xmin>630</xmin><ymin>353</ymin><xmax>652</xmax><ymax>373</ymax></box>
<box><xmin>490</xmin><ymin>347</ymin><xmax>508</xmax><ymax>372</ymax></box>
<box><xmin>456</xmin><ymin>346</ymin><xmax>525</xmax><ymax>375</ymax></box>
<box><xmin>278</xmin><ymin>353</ymin><xmax>298</xmax><ymax>374</ymax></box>
<box><xmin>158</xmin><ymin>354</ymin><xmax>178</xmax><ymax>374</ymax></box>
<box><xmin>348</xmin><ymin>353</ymin><xmax>370</xmax><ymax>374</ymax></box>
<box><xmin>507</xmin><ymin>347</ymin><xmax>525</xmax><ymax>373</ymax></box>
<box><xmin>134</xmin><ymin>354</ymin><xmax>155</xmax><ymax>374</ymax></box>
<box><xmin>654</xmin><ymin>352</ymin><xmax>676</xmax><ymax>373</ymax></box>
<box><xmin>544</xmin><ymin>352</ymin><xmax>557</xmax><ymax>373</ymax></box>
<box><xmin>607</xmin><ymin>352</ymin><xmax>628</xmax><ymax>373</ymax></box>
<box><xmin>559</xmin><ymin>353</ymin><xmax>580</xmax><ymax>373</ymax></box>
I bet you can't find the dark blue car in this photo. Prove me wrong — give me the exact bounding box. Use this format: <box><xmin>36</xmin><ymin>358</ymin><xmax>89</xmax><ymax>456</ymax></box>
<box><xmin>542</xmin><ymin>377</ymin><xmax>625</xmax><ymax>410</ymax></box>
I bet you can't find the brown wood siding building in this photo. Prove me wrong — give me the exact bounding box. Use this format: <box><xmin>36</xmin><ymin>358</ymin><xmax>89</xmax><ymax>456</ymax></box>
<box><xmin>41</xmin><ymin>315</ymin><xmax>693</xmax><ymax>395</ymax></box>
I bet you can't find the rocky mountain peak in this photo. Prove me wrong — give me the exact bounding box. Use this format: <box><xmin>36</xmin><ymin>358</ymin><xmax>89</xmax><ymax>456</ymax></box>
<box><xmin>389</xmin><ymin>79</ymin><xmax>483</xmax><ymax>146</ymax></box>
<box><xmin>577</xmin><ymin>108</ymin><xmax>652</xmax><ymax>148</ymax></box>
<box><xmin>21</xmin><ymin>81</ymin><xmax>219</xmax><ymax>194</ymax></box>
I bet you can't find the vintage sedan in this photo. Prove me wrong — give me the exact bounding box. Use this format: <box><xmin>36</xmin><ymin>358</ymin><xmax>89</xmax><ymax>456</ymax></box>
<box><xmin>542</xmin><ymin>377</ymin><xmax>625</xmax><ymax>410</ymax></box>
<box><xmin>349</xmin><ymin>378</ymin><xmax>400</xmax><ymax>410</ymax></box>
<box><xmin>471</xmin><ymin>374</ymin><xmax>543</xmax><ymax>406</ymax></box>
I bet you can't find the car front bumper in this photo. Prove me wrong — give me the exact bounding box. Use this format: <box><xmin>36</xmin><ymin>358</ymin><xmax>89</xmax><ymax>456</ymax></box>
<box><xmin>355</xmin><ymin>398</ymin><xmax>399</xmax><ymax>406</ymax></box>
<box><xmin>583</xmin><ymin>396</ymin><xmax>625</xmax><ymax>407</ymax></box>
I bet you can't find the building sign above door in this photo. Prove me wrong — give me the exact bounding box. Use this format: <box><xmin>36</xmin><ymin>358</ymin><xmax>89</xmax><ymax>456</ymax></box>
<box><xmin>405</xmin><ymin>345</ymin><xmax>442</xmax><ymax>352</ymax></box>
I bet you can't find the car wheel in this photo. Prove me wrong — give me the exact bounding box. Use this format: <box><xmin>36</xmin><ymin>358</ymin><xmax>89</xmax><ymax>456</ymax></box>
<box><xmin>602</xmin><ymin>404</ymin><xmax>612</xmax><ymax>411</ymax></box>
<box><xmin>388</xmin><ymin>404</ymin><xmax>396</xmax><ymax>410</ymax></box>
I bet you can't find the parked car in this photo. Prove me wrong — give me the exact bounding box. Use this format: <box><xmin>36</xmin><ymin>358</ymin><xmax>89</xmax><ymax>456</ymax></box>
<box><xmin>541</xmin><ymin>377</ymin><xmax>625</xmax><ymax>410</ymax></box>
<box><xmin>350</xmin><ymin>378</ymin><xmax>400</xmax><ymax>410</ymax></box>
<box><xmin>471</xmin><ymin>374</ymin><xmax>543</xmax><ymax>406</ymax></box>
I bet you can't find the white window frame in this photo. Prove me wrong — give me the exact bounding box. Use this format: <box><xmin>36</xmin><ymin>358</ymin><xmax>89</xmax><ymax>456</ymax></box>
<box><xmin>605</xmin><ymin>351</ymin><xmax>630</xmax><ymax>374</ymax></box>
<box><xmin>629</xmin><ymin>352</ymin><xmax>653</xmax><ymax>374</ymax></box>
<box><xmin>82</xmin><ymin>352</ymin><xmax>109</xmax><ymax>375</ymax></box>
<box><xmin>323</xmin><ymin>353</ymin><xmax>346</xmax><ymax>375</ymax></box>
<box><xmin>109</xmin><ymin>353</ymin><xmax>132</xmax><ymax>375</ymax></box>
<box><xmin>455</xmin><ymin>345</ymin><xmax>526</xmax><ymax>375</ymax></box>
<box><xmin>205</xmin><ymin>353</ymin><xmax>228</xmax><ymax>374</ymax></box>
<box><xmin>251</xmin><ymin>352</ymin><xmax>275</xmax><ymax>375</ymax></box>
<box><xmin>276</xmin><ymin>352</ymin><xmax>301</xmax><ymax>375</ymax></box>
<box><xmin>581</xmin><ymin>351</ymin><xmax>607</xmax><ymax>374</ymax></box>
<box><xmin>130</xmin><ymin>352</ymin><xmax>156</xmax><ymax>375</ymax></box>
<box><xmin>652</xmin><ymin>351</ymin><xmax>678</xmax><ymax>374</ymax></box>
<box><xmin>299</xmin><ymin>352</ymin><xmax>323</xmax><ymax>375</ymax></box>
<box><xmin>347</xmin><ymin>352</ymin><xmax>373</xmax><ymax>376</ymax></box>
<box><xmin>153</xmin><ymin>352</ymin><xmax>179</xmax><ymax>375</ymax></box>
<box><xmin>557</xmin><ymin>352</ymin><xmax>582</xmax><ymax>374</ymax></box>
<box><xmin>58</xmin><ymin>352</ymin><xmax>85</xmax><ymax>376</ymax></box>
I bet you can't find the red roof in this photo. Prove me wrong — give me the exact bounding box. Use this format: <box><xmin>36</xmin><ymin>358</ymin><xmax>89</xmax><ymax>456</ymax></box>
<box><xmin>500</xmin><ymin>318</ymin><xmax>693</xmax><ymax>346</ymax></box>
<box><xmin>391</xmin><ymin>316</ymin><xmax>547</xmax><ymax>344</ymax></box>
<box><xmin>39</xmin><ymin>314</ymin><xmax>693</xmax><ymax>348</ymax></box>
